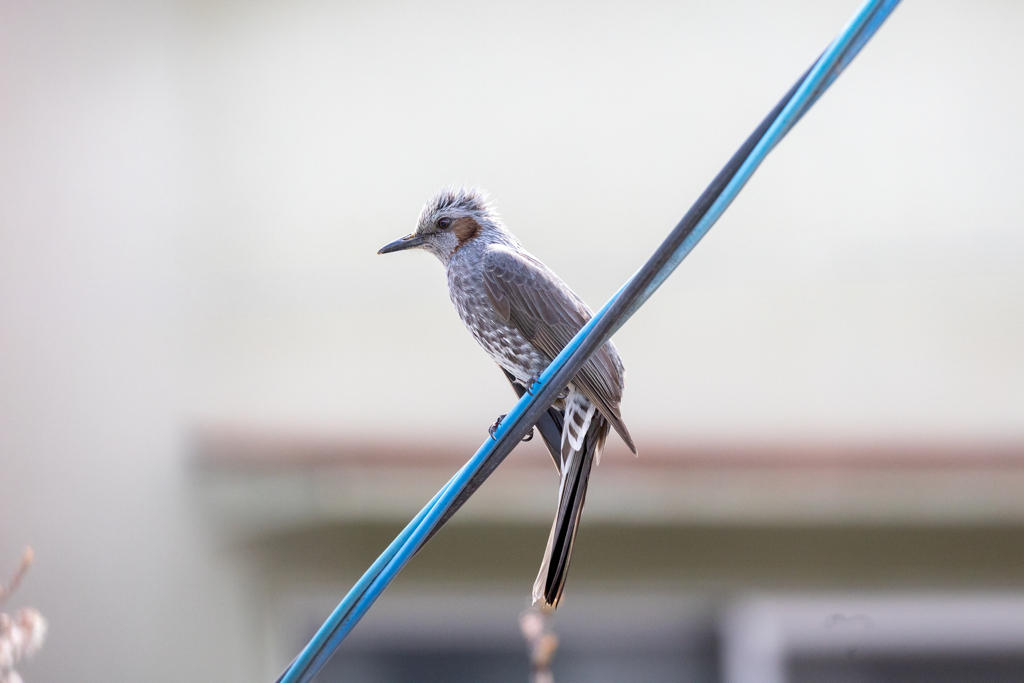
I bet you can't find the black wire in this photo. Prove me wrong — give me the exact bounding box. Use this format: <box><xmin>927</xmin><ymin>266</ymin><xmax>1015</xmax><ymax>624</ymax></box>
<box><xmin>275</xmin><ymin>8</ymin><xmax>891</xmax><ymax>677</ymax></box>
<box><xmin>424</xmin><ymin>2</ymin><xmax>890</xmax><ymax>536</ymax></box>
<box><xmin>425</xmin><ymin>61</ymin><xmax>819</xmax><ymax>537</ymax></box>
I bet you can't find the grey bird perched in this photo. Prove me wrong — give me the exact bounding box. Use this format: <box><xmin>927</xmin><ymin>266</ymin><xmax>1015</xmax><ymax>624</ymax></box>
<box><xmin>378</xmin><ymin>186</ymin><xmax>636</xmax><ymax>608</ymax></box>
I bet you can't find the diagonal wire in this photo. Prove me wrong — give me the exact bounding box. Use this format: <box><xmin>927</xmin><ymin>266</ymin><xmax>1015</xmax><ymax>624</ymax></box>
<box><xmin>277</xmin><ymin>0</ymin><xmax>902</xmax><ymax>680</ymax></box>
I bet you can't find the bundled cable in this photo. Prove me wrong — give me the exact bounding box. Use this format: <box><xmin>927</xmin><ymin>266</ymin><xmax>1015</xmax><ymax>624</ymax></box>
<box><xmin>277</xmin><ymin>1</ymin><xmax>902</xmax><ymax>680</ymax></box>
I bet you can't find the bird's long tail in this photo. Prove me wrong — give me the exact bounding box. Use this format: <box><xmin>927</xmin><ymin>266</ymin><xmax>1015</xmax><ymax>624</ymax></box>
<box><xmin>532</xmin><ymin>391</ymin><xmax>609</xmax><ymax>609</ymax></box>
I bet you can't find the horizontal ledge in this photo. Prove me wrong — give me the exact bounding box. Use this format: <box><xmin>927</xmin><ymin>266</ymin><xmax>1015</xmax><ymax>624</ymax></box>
<box><xmin>190</xmin><ymin>426</ymin><xmax>1024</xmax><ymax>472</ymax></box>
<box><xmin>189</xmin><ymin>427</ymin><xmax>1024</xmax><ymax>532</ymax></box>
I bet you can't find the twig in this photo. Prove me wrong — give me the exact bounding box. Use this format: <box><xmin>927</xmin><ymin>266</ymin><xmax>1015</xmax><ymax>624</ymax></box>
<box><xmin>0</xmin><ymin>548</ymin><xmax>46</xmax><ymax>683</ymax></box>
<box><xmin>520</xmin><ymin>607</ymin><xmax>559</xmax><ymax>683</ymax></box>
<box><xmin>0</xmin><ymin>549</ymin><xmax>33</xmax><ymax>608</ymax></box>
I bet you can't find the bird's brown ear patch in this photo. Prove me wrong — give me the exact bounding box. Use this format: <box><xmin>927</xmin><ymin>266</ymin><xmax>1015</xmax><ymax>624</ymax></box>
<box><xmin>452</xmin><ymin>216</ymin><xmax>480</xmax><ymax>243</ymax></box>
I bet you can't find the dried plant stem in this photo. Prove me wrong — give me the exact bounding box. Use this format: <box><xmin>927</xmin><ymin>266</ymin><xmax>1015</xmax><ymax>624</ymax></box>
<box><xmin>0</xmin><ymin>549</ymin><xmax>33</xmax><ymax>608</ymax></box>
<box><xmin>519</xmin><ymin>607</ymin><xmax>559</xmax><ymax>683</ymax></box>
<box><xmin>0</xmin><ymin>547</ymin><xmax>46</xmax><ymax>683</ymax></box>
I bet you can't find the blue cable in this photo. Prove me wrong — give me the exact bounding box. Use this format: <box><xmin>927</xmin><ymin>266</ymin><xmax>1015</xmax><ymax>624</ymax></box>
<box><xmin>624</xmin><ymin>0</ymin><xmax>900</xmax><ymax>320</ymax></box>
<box><xmin>277</xmin><ymin>1</ymin><xmax>901</xmax><ymax>680</ymax></box>
<box><xmin>272</xmin><ymin>475</ymin><xmax>459</xmax><ymax>683</ymax></box>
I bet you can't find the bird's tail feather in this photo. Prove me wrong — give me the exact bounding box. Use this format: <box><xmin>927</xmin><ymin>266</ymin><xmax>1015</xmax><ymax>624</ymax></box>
<box><xmin>532</xmin><ymin>396</ymin><xmax>608</xmax><ymax>609</ymax></box>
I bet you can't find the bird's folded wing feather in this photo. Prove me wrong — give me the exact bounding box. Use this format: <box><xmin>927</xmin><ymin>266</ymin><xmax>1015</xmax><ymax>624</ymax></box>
<box><xmin>481</xmin><ymin>246</ymin><xmax>636</xmax><ymax>453</ymax></box>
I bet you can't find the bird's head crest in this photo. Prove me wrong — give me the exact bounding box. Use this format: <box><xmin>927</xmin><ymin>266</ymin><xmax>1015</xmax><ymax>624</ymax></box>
<box><xmin>415</xmin><ymin>185</ymin><xmax>493</xmax><ymax>235</ymax></box>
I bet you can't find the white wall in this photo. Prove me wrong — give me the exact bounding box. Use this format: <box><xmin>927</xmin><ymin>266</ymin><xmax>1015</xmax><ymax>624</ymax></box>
<box><xmin>0</xmin><ymin>1</ymin><xmax>255</xmax><ymax>681</ymax></box>
<box><xmin>181</xmin><ymin>0</ymin><xmax>1024</xmax><ymax>443</ymax></box>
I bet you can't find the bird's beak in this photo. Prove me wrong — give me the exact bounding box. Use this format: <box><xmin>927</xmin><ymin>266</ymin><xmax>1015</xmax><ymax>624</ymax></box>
<box><xmin>378</xmin><ymin>233</ymin><xmax>427</xmax><ymax>255</ymax></box>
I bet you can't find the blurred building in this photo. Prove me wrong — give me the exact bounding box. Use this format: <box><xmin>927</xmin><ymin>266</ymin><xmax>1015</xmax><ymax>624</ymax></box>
<box><xmin>1</xmin><ymin>1</ymin><xmax>1023</xmax><ymax>682</ymax></box>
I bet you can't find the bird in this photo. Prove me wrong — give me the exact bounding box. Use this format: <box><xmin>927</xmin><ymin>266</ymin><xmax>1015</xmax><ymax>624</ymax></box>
<box><xmin>378</xmin><ymin>186</ymin><xmax>635</xmax><ymax>609</ymax></box>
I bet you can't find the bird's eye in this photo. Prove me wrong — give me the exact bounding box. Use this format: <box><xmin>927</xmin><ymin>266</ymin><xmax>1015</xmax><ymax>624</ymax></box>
<box><xmin>437</xmin><ymin>217</ymin><xmax>452</xmax><ymax>230</ymax></box>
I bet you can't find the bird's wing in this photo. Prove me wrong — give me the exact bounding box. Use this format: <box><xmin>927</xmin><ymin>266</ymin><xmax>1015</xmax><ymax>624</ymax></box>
<box><xmin>482</xmin><ymin>246</ymin><xmax>636</xmax><ymax>453</ymax></box>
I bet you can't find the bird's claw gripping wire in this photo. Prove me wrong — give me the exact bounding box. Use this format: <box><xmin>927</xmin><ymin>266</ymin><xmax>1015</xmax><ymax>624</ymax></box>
<box><xmin>489</xmin><ymin>414</ymin><xmax>534</xmax><ymax>442</ymax></box>
<box><xmin>488</xmin><ymin>414</ymin><xmax>503</xmax><ymax>439</ymax></box>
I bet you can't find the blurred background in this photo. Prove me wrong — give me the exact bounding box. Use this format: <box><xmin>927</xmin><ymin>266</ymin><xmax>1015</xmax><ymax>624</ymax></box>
<box><xmin>1</xmin><ymin>0</ymin><xmax>1023</xmax><ymax>681</ymax></box>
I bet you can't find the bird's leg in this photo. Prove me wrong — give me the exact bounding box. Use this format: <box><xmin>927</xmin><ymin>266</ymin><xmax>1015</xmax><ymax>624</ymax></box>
<box><xmin>489</xmin><ymin>414</ymin><xmax>535</xmax><ymax>442</ymax></box>
<box><xmin>489</xmin><ymin>414</ymin><xmax>505</xmax><ymax>439</ymax></box>
<box><xmin>525</xmin><ymin>373</ymin><xmax>543</xmax><ymax>396</ymax></box>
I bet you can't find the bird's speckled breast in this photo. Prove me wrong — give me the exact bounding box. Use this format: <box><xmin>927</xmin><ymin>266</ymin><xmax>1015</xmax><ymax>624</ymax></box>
<box><xmin>446</xmin><ymin>244</ymin><xmax>547</xmax><ymax>386</ymax></box>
